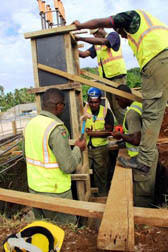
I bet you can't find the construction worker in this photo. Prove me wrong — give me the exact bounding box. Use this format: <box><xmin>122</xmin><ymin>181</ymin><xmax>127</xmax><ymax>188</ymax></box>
<box><xmin>73</xmin><ymin>10</ymin><xmax>168</xmax><ymax>174</ymax></box>
<box><xmin>76</xmin><ymin>28</ymin><xmax>127</xmax><ymax>124</ymax></box>
<box><xmin>111</xmin><ymin>85</ymin><xmax>158</xmax><ymax>207</ymax></box>
<box><xmin>24</xmin><ymin>88</ymin><xmax>86</xmax><ymax>224</ymax></box>
<box><xmin>84</xmin><ymin>87</ymin><xmax>114</xmax><ymax>196</ymax></box>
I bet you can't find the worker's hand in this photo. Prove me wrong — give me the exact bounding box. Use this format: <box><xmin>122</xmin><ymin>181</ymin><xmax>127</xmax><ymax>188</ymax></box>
<box><xmin>86</xmin><ymin>126</ymin><xmax>93</xmax><ymax>133</ymax></box>
<box><xmin>75</xmin><ymin>138</ymin><xmax>86</xmax><ymax>152</ymax></box>
<box><xmin>74</xmin><ymin>35</ymin><xmax>81</xmax><ymax>41</ymax></box>
<box><xmin>80</xmin><ymin>114</ymin><xmax>91</xmax><ymax>121</ymax></box>
<box><xmin>111</xmin><ymin>131</ymin><xmax>122</xmax><ymax>140</ymax></box>
<box><xmin>72</xmin><ymin>20</ymin><xmax>81</xmax><ymax>29</ymax></box>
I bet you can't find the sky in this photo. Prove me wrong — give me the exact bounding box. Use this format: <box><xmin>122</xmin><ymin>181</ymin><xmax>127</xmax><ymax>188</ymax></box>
<box><xmin>0</xmin><ymin>0</ymin><xmax>168</xmax><ymax>93</ymax></box>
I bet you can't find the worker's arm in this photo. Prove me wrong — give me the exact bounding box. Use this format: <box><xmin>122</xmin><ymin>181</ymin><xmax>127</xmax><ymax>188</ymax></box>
<box><xmin>73</xmin><ymin>17</ymin><xmax>114</xmax><ymax>30</ymax></box>
<box><xmin>79</xmin><ymin>45</ymin><xmax>96</xmax><ymax>59</ymax></box>
<box><xmin>78</xmin><ymin>49</ymin><xmax>91</xmax><ymax>58</ymax></box>
<box><xmin>112</xmin><ymin>109</ymin><xmax>142</xmax><ymax>146</ymax></box>
<box><xmin>86</xmin><ymin>108</ymin><xmax>114</xmax><ymax>138</ymax></box>
<box><xmin>76</xmin><ymin>36</ymin><xmax>109</xmax><ymax>46</ymax></box>
<box><xmin>111</xmin><ymin>131</ymin><xmax>141</xmax><ymax>146</ymax></box>
<box><xmin>86</xmin><ymin>129</ymin><xmax>112</xmax><ymax>138</ymax></box>
<box><xmin>73</xmin><ymin>11</ymin><xmax>139</xmax><ymax>32</ymax></box>
<box><xmin>49</xmin><ymin>125</ymin><xmax>85</xmax><ymax>174</ymax></box>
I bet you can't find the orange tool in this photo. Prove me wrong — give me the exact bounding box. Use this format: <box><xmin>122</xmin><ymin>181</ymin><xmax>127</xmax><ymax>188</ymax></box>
<box><xmin>114</xmin><ymin>125</ymin><xmax>123</xmax><ymax>134</ymax></box>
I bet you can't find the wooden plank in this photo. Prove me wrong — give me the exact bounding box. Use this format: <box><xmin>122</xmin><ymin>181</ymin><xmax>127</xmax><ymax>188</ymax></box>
<box><xmin>24</xmin><ymin>25</ymin><xmax>76</xmax><ymax>39</ymax></box>
<box><xmin>97</xmin><ymin>149</ymin><xmax>134</xmax><ymax>251</ymax></box>
<box><xmin>0</xmin><ymin>188</ymin><xmax>104</xmax><ymax>219</ymax></box>
<box><xmin>71</xmin><ymin>174</ymin><xmax>89</xmax><ymax>181</ymax></box>
<box><xmin>157</xmin><ymin>137</ymin><xmax>168</xmax><ymax>144</ymax></box>
<box><xmin>81</xmin><ymin>69</ymin><xmax>119</xmax><ymax>88</ymax></box>
<box><xmin>91</xmin><ymin>188</ymin><xmax>98</xmax><ymax>194</ymax></box>
<box><xmin>31</xmin><ymin>39</ymin><xmax>41</xmax><ymax>113</ymax></box>
<box><xmin>27</xmin><ymin>83</ymin><xmax>81</xmax><ymax>94</ymax></box>
<box><xmin>38</xmin><ymin>64</ymin><xmax>142</xmax><ymax>102</ymax></box>
<box><xmin>134</xmin><ymin>207</ymin><xmax>168</xmax><ymax>227</ymax></box>
<box><xmin>81</xmin><ymin>70</ymin><xmax>142</xmax><ymax>99</ymax></box>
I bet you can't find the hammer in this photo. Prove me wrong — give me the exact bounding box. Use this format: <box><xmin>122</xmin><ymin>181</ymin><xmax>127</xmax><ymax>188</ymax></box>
<box><xmin>80</xmin><ymin>114</ymin><xmax>91</xmax><ymax>140</ymax></box>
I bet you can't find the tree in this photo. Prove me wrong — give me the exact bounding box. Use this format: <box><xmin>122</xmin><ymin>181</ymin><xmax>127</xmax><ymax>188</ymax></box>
<box><xmin>126</xmin><ymin>67</ymin><xmax>141</xmax><ymax>88</ymax></box>
<box><xmin>0</xmin><ymin>86</ymin><xmax>4</xmax><ymax>96</ymax></box>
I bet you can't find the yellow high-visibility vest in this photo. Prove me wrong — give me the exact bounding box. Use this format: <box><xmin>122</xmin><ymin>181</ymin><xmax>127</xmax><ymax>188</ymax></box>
<box><xmin>85</xmin><ymin>104</ymin><xmax>108</xmax><ymax>147</ymax></box>
<box><xmin>127</xmin><ymin>10</ymin><xmax>168</xmax><ymax>70</ymax></box>
<box><xmin>25</xmin><ymin>115</ymin><xmax>71</xmax><ymax>193</ymax></box>
<box><xmin>95</xmin><ymin>43</ymin><xmax>126</xmax><ymax>78</ymax></box>
<box><xmin>123</xmin><ymin>101</ymin><xmax>142</xmax><ymax>157</ymax></box>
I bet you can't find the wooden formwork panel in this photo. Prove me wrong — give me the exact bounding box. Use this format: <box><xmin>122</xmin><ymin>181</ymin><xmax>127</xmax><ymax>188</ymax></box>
<box><xmin>28</xmin><ymin>29</ymin><xmax>91</xmax><ymax>201</ymax></box>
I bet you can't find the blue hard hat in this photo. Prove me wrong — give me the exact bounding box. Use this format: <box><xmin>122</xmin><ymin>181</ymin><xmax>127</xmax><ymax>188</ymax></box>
<box><xmin>87</xmin><ymin>87</ymin><xmax>102</xmax><ymax>98</ymax></box>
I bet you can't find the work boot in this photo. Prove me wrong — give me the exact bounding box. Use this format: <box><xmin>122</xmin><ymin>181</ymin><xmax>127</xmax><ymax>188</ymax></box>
<box><xmin>118</xmin><ymin>156</ymin><xmax>150</xmax><ymax>173</ymax></box>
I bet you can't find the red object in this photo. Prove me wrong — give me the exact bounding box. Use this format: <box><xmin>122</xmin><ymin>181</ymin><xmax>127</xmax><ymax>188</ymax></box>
<box><xmin>114</xmin><ymin>125</ymin><xmax>123</xmax><ymax>134</ymax></box>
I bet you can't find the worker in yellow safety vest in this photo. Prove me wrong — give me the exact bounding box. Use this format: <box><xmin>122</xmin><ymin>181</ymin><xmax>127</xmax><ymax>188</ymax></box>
<box><xmin>83</xmin><ymin>87</ymin><xmax>114</xmax><ymax>195</ymax></box>
<box><xmin>73</xmin><ymin>10</ymin><xmax>168</xmax><ymax>174</ymax></box>
<box><xmin>75</xmin><ymin>28</ymin><xmax>127</xmax><ymax>124</ymax></box>
<box><xmin>24</xmin><ymin>88</ymin><xmax>86</xmax><ymax>224</ymax></box>
<box><xmin>111</xmin><ymin>85</ymin><xmax>158</xmax><ymax>207</ymax></box>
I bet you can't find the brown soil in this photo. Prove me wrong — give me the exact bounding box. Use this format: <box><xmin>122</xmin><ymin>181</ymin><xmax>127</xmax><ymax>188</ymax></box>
<box><xmin>0</xmin><ymin>108</ymin><xmax>168</xmax><ymax>251</ymax></box>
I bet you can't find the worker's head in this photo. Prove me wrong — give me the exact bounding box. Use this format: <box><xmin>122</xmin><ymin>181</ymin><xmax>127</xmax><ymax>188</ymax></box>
<box><xmin>90</xmin><ymin>28</ymin><xmax>106</xmax><ymax>38</ymax></box>
<box><xmin>114</xmin><ymin>27</ymin><xmax>127</xmax><ymax>39</ymax></box>
<box><xmin>87</xmin><ymin>87</ymin><xmax>102</xmax><ymax>112</ymax></box>
<box><xmin>115</xmin><ymin>84</ymin><xmax>132</xmax><ymax>109</ymax></box>
<box><xmin>42</xmin><ymin>88</ymin><xmax>65</xmax><ymax>116</ymax></box>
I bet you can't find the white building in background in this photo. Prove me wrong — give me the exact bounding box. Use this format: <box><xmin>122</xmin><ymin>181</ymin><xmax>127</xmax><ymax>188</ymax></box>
<box><xmin>7</xmin><ymin>103</ymin><xmax>37</xmax><ymax>116</ymax></box>
<box><xmin>0</xmin><ymin>103</ymin><xmax>37</xmax><ymax>137</ymax></box>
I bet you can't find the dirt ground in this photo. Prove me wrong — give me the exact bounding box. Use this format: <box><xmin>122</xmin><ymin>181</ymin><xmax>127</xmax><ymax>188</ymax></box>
<box><xmin>0</xmin><ymin>108</ymin><xmax>168</xmax><ymax>251</ymax></box>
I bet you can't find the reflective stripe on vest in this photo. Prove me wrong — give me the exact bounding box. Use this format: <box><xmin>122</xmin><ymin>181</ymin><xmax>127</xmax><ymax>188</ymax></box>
<box><xmin>85</xmin><ymin>104</ymin><xmax>107</xmax><ymax>147</ymax></box>
<box><xmin>95</xmin><ymin>43</ymin><xmax>126</xmax><ymax>78</ymax></box>
<box><xmin>127</xmin><ymin>10</ymin><xmax>168</xmax><ymax>69</ymax></box>
<box><xmin>26</xmin><ymin>157</ymin><xmax>59</xmax><ymax>169</ymax></box>
<box><xmin>123</xmin><ymin>101</ymin><xmax>142</xmax><ymax>157</ymax></box>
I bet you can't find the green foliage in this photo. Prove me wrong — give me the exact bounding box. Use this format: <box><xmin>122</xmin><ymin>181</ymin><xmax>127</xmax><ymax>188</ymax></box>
<box><xmin>126</xmin><ymin>67</ymin><xmax>141</xmax><ymax>88</ymax></box>
<box><xmin>0</xmin><ymin>87</ymin><xmax>35</xmax><ymax>111</ymax></box>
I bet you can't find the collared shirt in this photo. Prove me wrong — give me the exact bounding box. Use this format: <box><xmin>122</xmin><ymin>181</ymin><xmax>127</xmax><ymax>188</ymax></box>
<box><xmin>111</xmin><ymin>10</ymin><xmax>140</xmax><ymax>34</ymax></box>
<box><xmin>88</xmin><ymin>31</ymin><xmax>121</xmax><ymax>58</ymax></box>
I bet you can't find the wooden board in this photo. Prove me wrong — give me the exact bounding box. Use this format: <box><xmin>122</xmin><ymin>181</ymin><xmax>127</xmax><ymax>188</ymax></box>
<box><xmin>134</xmin><ymin>207</ymin><xmax>168</xmax><ymax>227</ymax></box>
<box><xmin>31</xmin><ymin>39</ymin><xmax>41</xmax><ymax>113</ymax></box>
<box><xmin>38</xmin><ymin>64</ymin><xmax>142</xmax><ymax>102</ymax></box>
<box><xmin>81</xmin><ymin>69</ymin><xmax>119</xmax><ymax>88</ymax></box>
<box><xmin>24</xmin><ymin>25</ymin><xmax>76</xmax><ymax>39</ymax></box>
<box><xmin>97</xmin><ymin>149</ymin><xmax>134</xmax><ymax>251</ymax></box>
<box><xmin>27</xmin><ymin>83</ymin><xmax>81</xmax><ymax>94</ymax></box>
<box><xmin>0</xmin><ymin>188</ymin><xmax>104</xmax><ymax>219</ymax></box>
<box><xmin>81</xmin><ymin>70</ymin><xmax>142</xmax><ymax>99</ymax></box>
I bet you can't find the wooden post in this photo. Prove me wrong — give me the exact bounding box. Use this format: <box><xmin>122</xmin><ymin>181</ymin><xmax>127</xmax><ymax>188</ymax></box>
<box><xmin>12</xmin><ymin>121</ymin><xmax>17</xmax><ymax>135</ymax></box>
